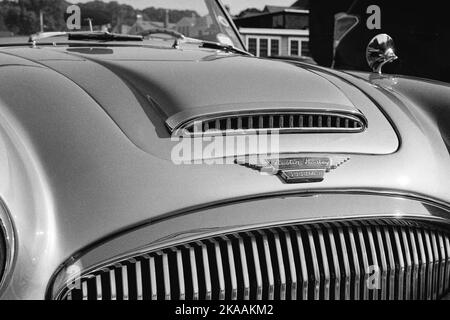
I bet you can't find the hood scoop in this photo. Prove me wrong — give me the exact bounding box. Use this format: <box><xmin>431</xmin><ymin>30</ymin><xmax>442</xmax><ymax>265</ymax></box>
<box><xmin>172</xmin><ymin>110</ymin><xmax>366</xmax><ymax>137</ymax></box>
<box><xmin>166</xmin><ymin>102</ymin><xmax>367</xmax><ymax>137</ymax></box>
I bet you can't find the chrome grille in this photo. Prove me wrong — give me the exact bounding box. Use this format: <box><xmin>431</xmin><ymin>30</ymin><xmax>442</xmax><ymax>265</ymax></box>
<box><xmin>176</xmin><ymin>112</ymin><xmax>366</xmax><ymax>136</ymax></box>
<box><xmin>60</xmin><ymin>219</ymin><xmax>450</xmax><ymax>300</ymax></box>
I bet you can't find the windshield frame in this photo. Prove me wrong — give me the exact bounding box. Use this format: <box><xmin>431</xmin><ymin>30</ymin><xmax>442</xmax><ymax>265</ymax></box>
<box><xmin>214</xmin><ymin>0</ymin><xmax>247</xmax><ymax>51</ymax></box>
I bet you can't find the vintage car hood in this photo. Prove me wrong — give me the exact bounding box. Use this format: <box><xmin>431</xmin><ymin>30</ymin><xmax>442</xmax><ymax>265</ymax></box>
<box><xmin>1</xmin><ymin>46</ymin><xmax>450</xmax><ymax>299</ymax></box>
<box><xmin>2</xmin><ymin>46</ymin><xmax>354</xmax><ymax>115</ymax></box>
<box><xmin>0</xmin><ymin>46</ymin><xmax>398</xmax><ymax>156</ymax></box>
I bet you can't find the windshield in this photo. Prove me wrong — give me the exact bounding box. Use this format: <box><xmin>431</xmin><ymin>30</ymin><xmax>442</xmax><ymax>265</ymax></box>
<box><xmin>0</xmin><ymin>0</ymin><xmax>244</xmax><ymax>49</ymax></box>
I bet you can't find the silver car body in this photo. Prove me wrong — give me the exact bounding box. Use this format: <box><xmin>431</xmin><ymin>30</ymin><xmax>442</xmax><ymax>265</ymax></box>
<box><xmin>0</xmin><ymin>24</ymin><xmax>450</xmax><ymax>299</ymax></box>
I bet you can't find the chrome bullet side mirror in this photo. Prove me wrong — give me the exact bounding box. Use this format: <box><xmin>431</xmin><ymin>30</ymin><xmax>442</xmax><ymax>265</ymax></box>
<box><xmin>366</xmin><ymin>34</ymin><xmax>398</xmax><ymax>74</ymax></box>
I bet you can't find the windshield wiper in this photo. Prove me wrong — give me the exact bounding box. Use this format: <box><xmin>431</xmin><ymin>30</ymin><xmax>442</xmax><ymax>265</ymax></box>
<box><xmin>68</xmin><ymin>32</ymin><xmax>143</xmax><ymax>42</ymax></box>
<box><xmin>197</xmin><ymin>41</ymin><xmax>251</xmax><ymax>56</ymax></box>
<box><xmin>29</xmin><ymin>31</ymin><xmax>143</xmax><ymax>45</ymax></box>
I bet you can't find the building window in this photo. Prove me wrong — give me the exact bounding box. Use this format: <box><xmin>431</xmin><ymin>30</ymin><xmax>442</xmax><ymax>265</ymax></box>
<box><xmin>301</xmin><ymin>41</ymin><xmax>310</xmax><ymax>57</ymax></box>
<box><xmin>248</xmin><ymin>38</ymin><xmax>257</xmax><ymax>56</ymax></box>
<box><xmin>259</xmin><ymin>38</ymin><xmax>268</xmax><ymax>57</ymax></box>
<box><xmin>246</xmin><ymin>36</ymin><xmax>281</xmax><ymax>57</ymax></box>
<box><xmin>271</xmin><ymin>39</ymin><xmax>280</xmax><ymax>57</ymax></box>
<box><xmin>289</xmin><ymin>38</ymin><xmax>309</xmax><ymax>57</ymax></box>
<box><xmin>290</xmin><ymin>39</ymin><xmax>299</xmax><ymax>56</ymax></box>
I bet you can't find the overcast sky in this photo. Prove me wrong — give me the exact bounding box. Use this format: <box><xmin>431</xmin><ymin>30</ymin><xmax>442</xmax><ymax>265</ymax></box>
<box><xmin>74</xmin><ymin>0</ymin><xmax>297</xmax><ymax>15</ymax></box>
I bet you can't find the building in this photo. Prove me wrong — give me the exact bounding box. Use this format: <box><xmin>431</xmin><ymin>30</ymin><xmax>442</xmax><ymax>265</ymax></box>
<box><xmin>127</xmin><ymin>13</ymin><xmax>176</xmax><ymax>35</ymax></box>
<box><xmin>234</xmin><ymin>4</ymin><xmax>310</xmax><ymax>58</ymax></box>
<box><xmin>176</xmin><ymin>15</ymin><xmax>215</xmax><ymax>41</ymax></box>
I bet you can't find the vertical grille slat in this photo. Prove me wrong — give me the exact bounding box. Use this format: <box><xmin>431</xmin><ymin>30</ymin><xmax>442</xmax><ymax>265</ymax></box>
<box><xmin>235</xmin><ymin>235</ymin><xmax>250</xmax><ymax>300</ymax></box>
<box><xmin>437</xmin><ymin>234</ymin><xmax>446</xmax><ymax>298</ymax></box>
<box><xmin>121</xmin><ymin>264</ymin><xmax>129</xmax><ymax>301</ymax></box>
<box><xmin>305</xmin><ymin>226</ymin><xmax>321</xmax><ymax>300</ymax></box>
<box><xmin>293</xmin><ymin>226</ymin><xmax>309</xmax><ymax>300</ymax></box>
<box><xmin>257</xmin><ymin>230</ymin><xmax>275</xmax><ymax>300</ymax></box>
<box><xmin>326</xmin><ymin>227</ymin><xmax>341</xmax><ymax>300</ymax></box>
<box><xmin>247</xmin><ymin>232</ymin><xmax>263</xmax><ymax>300</ymax></box>
<box><xmin>355</xmin><ymin>226</ymin><xmax>370</xmax><ymax>300</ymax></box>
<box><xmin>62</xmin><ymin>220</ymin><xmax>450</xmax><ymax>301</ymax></box>
<box><xmin>400</xmin><ymin>228</ymin><xmax>412</xmax><ymax>300</ymax></box>
<box><xmin>365</xmin><ymin>225</ymin><xmax>379</xmax><ymax>300</ymax></box>
<box><xmin>392</xmin><ymin>227</ymin><xmax>405</xmax><ymax>300</ymax></box>
<box><xmin>280</xmin><ymin>227</ymin><xmax>297</xmax><ymax>300</ymax></box>
<box><xmin>408</xmin><ymin>228</ymin><xmax>420</xmax><ymax>300</ymax></box>
<box><xmin>223</xmin><ymin>237</ymin><xmax>238</xmax><ymax>300</ymax></box>
<box><xmin>430</xmin><ymin>232</ymin><xmax>440</xmax><ymax>299</ymax></box>
<box><xmin>210</xmin><ymin>239</ymin><xmax>226</xmax><ymax>300</ymax></box>
<box><xmin>149</xmin><ymin>256</ymin><xmax>158</xmax><ymax>300</ymax></box>
<box><xmin>445</xmin><ymin>235</ymin><xmax>450</xmax><ymax>291</ymax></box>
<box><xmin>345</xmin><ymin>225</ymin><xmax>361</xmax><ymax>300</ymax></box>
<box><xmin>383</xmin><ymin>226</ymin><xmax>396</xmax><ymax>300</ymax></box>
<box><xmin>336</xmin><ymin>226</ymin><xmax>351</xmax><ymax>300</ymax></box>
<box><xmin>424</xmin><ymin>230</ymin><xmax>434</xmax><ymax>300</ymax></box>
<box><xmin>375</xmin><ymin>226</ymin><xmax>388</xmax><ymax>300</ymax></box>
<box><xmin>316</xmin><ymin>226</ymin><xmax>331</xmax><ymax>300</ymax></box>
<box><xmin>272</xmin><ymin>230</ymin><xmax>287</xmax><ymax>300</ymax></box>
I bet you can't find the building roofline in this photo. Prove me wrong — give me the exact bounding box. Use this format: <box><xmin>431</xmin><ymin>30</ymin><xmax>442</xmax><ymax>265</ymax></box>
<box><xmin>238</xmin><ymin>28</ymin><xmax>309</xmax><ymax>36</ymax></box>
<box><xmin>234</xmin><ymin>8</ymin><xmax>309</xmax><ymax>21</ymax></box>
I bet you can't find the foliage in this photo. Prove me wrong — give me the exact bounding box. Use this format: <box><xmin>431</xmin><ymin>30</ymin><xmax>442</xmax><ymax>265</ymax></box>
<box><xmin>0</xmin><ymin>0</ymin><xmax>200</xmax><ymax>35</ymax></box>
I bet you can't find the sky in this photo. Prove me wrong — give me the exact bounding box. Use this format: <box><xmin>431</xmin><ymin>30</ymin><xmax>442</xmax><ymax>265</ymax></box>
<box><xmin>75</xmin><ymin>0</ymin><xmax>297</xmax><ymax>15</ymax></box>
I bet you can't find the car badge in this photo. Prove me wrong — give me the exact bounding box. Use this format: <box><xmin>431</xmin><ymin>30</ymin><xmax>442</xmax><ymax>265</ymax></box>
<box><xmin>235</xmin><ymin>156</ymin><xmax>350</xmax><ymax>184</ymax></box>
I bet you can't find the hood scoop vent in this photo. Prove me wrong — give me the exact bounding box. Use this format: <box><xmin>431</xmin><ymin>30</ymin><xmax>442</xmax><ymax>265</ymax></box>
<box><xmin>173</xmin><ymin>111</ymin><xmax>366</xmax><ymax>136</ymax></box>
